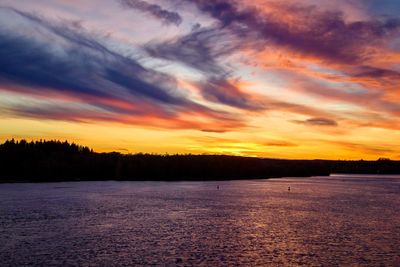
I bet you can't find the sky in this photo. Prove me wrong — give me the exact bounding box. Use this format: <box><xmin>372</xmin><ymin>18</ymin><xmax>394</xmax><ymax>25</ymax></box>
<box><xmin>0</xmin><ymin>0</ymin><xmax>400</xmax><ymax>159</ymax></box>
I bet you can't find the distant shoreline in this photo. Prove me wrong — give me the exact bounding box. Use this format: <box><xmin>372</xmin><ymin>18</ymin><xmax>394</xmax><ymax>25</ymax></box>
<box><xmin>3</xmin><ymin>173</ymin><xmax>400</xmax><ymax>184</ymax></box>
<box><xmin>0</xmin><ymin>175</ymin><xmax>314</xmax><ymax>184</ymax></box>
<box><xmin>1</xmin><ymin>139</ymin><xmax>399</xmax><ymax>183</ymax></box>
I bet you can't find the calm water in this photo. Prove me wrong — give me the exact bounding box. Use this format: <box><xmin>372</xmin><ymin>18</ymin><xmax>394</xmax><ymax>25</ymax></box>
<box><xmin>0</xmin><ymin>175</ymin><xmax>399</xmax><ymax>266</ymax></box>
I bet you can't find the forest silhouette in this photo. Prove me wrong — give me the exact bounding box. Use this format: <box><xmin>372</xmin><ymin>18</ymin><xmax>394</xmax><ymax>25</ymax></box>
<box><xmin>1</xmin><ymin>139</ymin><xmax>399</xmax><ymax>182</ymax></box>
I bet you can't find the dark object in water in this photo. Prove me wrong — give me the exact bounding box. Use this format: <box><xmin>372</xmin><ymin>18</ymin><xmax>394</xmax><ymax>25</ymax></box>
<box><xmin>217</xmin><ymin>185</ymin><xmax>220</xmax><ymax>190</ymax></box>
<box><xmin>288</xmin><ymin>186</ymin><xmax>291</xmax><ymax>192</ymax></box>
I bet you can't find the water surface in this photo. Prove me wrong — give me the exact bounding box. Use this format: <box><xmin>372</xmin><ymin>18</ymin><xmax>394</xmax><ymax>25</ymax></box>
<box><xmin>0</xmin><ymin>175</ymin><xmax>399</xmax><ymax>266</ymax></box>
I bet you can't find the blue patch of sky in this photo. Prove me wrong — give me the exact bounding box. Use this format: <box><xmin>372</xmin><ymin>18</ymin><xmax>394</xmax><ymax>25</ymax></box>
<box><xmin>364</xmin><ymin>0</ymin><xmax>400</xmax><ymax>17</ymax></box>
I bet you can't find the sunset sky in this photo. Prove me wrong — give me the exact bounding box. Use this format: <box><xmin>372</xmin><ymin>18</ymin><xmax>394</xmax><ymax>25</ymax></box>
<box><xmin>1</xmin><ymin>0</ymin><xmax>400</xmax><ymax>159</ymax></box>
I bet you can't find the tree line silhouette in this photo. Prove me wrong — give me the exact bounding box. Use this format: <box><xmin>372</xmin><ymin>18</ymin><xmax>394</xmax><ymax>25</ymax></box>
<box><xmin>0</xmin><ymin>139</ymin><xmax>399</xmax><ymax>182</ymax></box>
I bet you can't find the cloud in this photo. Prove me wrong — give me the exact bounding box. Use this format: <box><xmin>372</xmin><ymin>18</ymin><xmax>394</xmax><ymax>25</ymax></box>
<box><xmin>0</xmin><ymin>7</ymin><xmax>246</xmax><ymax>131</ymax></box>
<box><xmin>326</xmin><ymin>140</ymin><xmax>396</xmax><ymax>155</ymax></box>
<box><xmin>145</xmin><ymin>27</ymin><xmax>237</xmax><ymax>75</ymax></box>
<box><xmin>144</xmin><ymin>0</ymin><xmax>400</xmax><ymax>120</ymax></box>
<box><xmin>197</xmin><ymin>78</ymin><xmax>265</xmax><ymax>110</ymax></box>
<box><xmin>119</xmin><ymin>0</ymin><xmax>182</xmax><ymax>26</ymax></box>
<box><xmin>145</xmin><ymin>26</ymin><xmax>267</xmax><ymax>111</ymax></box>
<box><xmin>180</xmin><ymin>0</ymin><xmax>400</xmax><ymax>64</ymax></box>
<box><xmin>347</xmin><ymin>66</ymin><xmax>400</xmax><ymax>78</ymax></box>
<box><xmin>292</xmin><ymin>117</ymin><xmax>338</xmax><ymax>126</ymax></box>
<box><xmin>200</xmin><ymin>128</ymin><xmax>229</xmax><ymax>133</ymax></box>
<box><xmin>263</xmin><ymin>141</ymin><xmax>298</xmax><ymax>147</ymax></box>
<box><xmin>245</xmin><ymin>54</ymin><xmax>400</xmax><ymax>120</ymax></box>
<box><xmin>0</xmin><ymin>7</ymin><xmax>186</xmax><ymax>105</ymax></box>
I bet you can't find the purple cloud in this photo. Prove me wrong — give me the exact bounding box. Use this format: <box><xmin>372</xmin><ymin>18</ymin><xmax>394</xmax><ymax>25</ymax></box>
<box><xmin>120</xmin><ymin>0</ymin><xmax>182</xmax><ymax>26</ymax></box>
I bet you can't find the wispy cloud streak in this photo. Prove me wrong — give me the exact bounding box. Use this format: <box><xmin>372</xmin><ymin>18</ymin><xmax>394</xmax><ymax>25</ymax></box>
<box><xmin>119</xmin><ymin>0</ymin><xmax>182</xmax><ymax>26</ymax></box>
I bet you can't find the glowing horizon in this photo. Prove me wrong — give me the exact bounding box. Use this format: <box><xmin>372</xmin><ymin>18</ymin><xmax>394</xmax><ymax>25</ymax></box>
<box><xmin>1</xmin><ymin>0</ymin><xmax>400</xmax><ymax>160</ymax></box>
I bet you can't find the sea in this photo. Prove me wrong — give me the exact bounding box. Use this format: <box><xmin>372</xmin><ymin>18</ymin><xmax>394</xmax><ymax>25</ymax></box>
<box><xmin>0</xmin><ymin>174</ymin><xmax>399</xmax><ymax>266</ymax></box>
